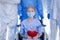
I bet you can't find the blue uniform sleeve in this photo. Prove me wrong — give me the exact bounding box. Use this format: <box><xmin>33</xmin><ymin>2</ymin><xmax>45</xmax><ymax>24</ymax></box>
<box><xmin>37</xmin><ymin>0</ymin><xmax>44</xmax><ymax>19</ymax></box>
<box><xmin>20</xmin><ymin>23</ymin><xmax>25</xmax><ymax>35</ymax></box>
<box><xmin>37</xmin><ymin>25</ymin><xmax>44</xmax><ymax>34</ymax></box>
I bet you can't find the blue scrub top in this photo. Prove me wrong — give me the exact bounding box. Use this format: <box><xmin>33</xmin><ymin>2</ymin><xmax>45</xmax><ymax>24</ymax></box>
<box><xmin>18</xmin><ymin>0</ymin><xmax>44</xmax><ymax>21</ymax></box>
<box><xmin>20</xmin><ymin>18</ymin><xmax>44</xmax><ymax>40</ymax></box>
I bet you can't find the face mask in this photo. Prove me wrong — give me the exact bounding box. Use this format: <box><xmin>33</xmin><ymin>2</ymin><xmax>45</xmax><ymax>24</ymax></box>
<box><xmin>27</xmin><ymin>12</ymin><xmax>35</xmax><ymax>18</ymax></box>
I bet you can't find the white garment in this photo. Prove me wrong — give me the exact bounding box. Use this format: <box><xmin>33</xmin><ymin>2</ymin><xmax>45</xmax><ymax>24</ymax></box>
<box><xmin>50</xmin><ymin>0</ymin><xmax>60</xmax><ymax>40</ymax></box>
<box><xmin>0</xmin><ymin>0</ymin><xmax>20</xmax><ymax>4</ymax></box>
<box><xmin>0</xmin><ymin>0</ymin><xmax>20</xmax><ymax>40</ymax></box>
<box><xmin>56</xmin><ymin>0</ymin><xmax>60</xmax><ymax>26</ymax></box>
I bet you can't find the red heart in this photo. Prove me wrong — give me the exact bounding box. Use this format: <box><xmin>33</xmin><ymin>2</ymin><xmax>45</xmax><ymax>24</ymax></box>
<box><xmin>27</xmin><ymin>30</ymin><xmax>37</xmax><ymax>37</ymax></box>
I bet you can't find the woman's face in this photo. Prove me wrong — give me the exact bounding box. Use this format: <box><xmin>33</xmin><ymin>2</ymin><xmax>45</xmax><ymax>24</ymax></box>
<box><xmin>27</xmin><ymin>7</ymin><xmax>36</xmax><ymax>18</ymax></box>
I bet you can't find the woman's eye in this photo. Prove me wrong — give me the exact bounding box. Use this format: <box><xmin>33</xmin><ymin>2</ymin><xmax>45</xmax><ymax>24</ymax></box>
<box><xmin>27</xmin><ymin>11</ymin><xmax>34</xmax><ymax>12</ymax></box>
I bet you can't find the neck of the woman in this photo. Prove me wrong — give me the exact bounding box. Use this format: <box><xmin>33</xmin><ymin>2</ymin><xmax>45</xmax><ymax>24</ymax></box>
<box><xmin>27</xmin><ymin>17</ymin><xmax>34</xmax><ymax>22</ymax></box>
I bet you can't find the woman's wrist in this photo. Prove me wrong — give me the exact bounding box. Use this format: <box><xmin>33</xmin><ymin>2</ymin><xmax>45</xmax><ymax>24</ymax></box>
<box><xmin>20</xmin><ymin>34</ymin><xmax>28</xmax><ymax>39</ymax></box>
<box><xmin>23</xmin><ymin>35</ymin><xmax>32</xmax><ymax>39</ymax></box>
<box><xmin>33</xmin><ymin>34</ymin><xmax>39</xmax><ymax>38</ymax></box>
<box><xmin>34</xmin><ymin>33</ymin><xmax>42</xmax><ymax>38</ymax></box>
<box><xmin>20</xmin><ymin>34</ymin><xmax>32</xmax><ymax>39</ymax></box>
<box><xmin>23</xmin><ymin>35</ymin><xmax>28</xmax><ymax>39</ymax></box>
<box><xmin>37</xmin><ymin>34</ymin><xmax>40</xmax><ymax>38</ymax></box>
<box><xmin>38</xmin><ymin>33</ymin><xmax>42</xmax><ymax>38</ymax></box>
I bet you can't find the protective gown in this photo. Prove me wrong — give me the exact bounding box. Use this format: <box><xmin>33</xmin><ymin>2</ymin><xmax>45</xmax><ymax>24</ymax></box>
<box><xmin>49</xmin><ymin>0</ymin><xmax>60</xmax><ymax>40</ymax></box>
<box><xmin>0</xmin><ymin>0</ymin><xmax>20</xmax><ymax>40</ymax></box>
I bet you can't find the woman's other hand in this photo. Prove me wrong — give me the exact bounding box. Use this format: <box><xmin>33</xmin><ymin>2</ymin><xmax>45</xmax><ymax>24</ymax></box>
<box><xmin>33</xmin><ymin>33</ymin><xmax>42</xmax><ymax>39</ymax></box>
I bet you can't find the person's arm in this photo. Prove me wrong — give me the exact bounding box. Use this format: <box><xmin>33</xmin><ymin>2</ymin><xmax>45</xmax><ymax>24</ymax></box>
<box><xmin>20</xmin><ymin>23</ymin><xmax>32</xmax><ymax>39</ymax></box>
<box><xmin>20</xmin><ymin>23</ymin><xmax>26</xmax><ymax>38</ymax></box>
<box><xmin>20</xmin><ymin>33</ymin><xmax>32</xmax><ymax>39</ymax></box>
<box><xmin>33</xmin><ymin>25</ymin><xmax>44</xmax><ymax>38</ymax></box>
<box><xmin>38</xmin><ymin>33</ymin><xmax>42</xmax><ymax>37</ymax></box>
<box><xmin>20</xmin><ymin>34</ymin><xmax>27</xmax><ymax>38</ymax></box>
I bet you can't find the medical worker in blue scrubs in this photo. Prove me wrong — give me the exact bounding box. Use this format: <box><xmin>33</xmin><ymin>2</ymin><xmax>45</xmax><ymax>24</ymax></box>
<box><xmin>20</xmin><ymin>6</ymin><xmax>44</xmax><ymax>40</ymax></box>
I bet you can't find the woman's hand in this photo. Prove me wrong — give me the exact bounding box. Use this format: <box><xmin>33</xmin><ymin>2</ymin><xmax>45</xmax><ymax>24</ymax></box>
<box><xmin>20</xmin><ymin>34</ymin><xmax>32</xmax><ymax>39</ymax></box>
<box><xmin>27</xmin><ymin>36</ymin><xmax>32</xmax><ymax>39</ymax></box>
<box><xmin>24</xmin><ymin>36</ymin><xmax>32</xmax><ymax>39</ymax></box>
<box><xmin>33</xmin><ymin>33</ymin><xmax>42</xmax><ymax>39</ymax></box>
<box><xmin>33</xmin><ymin>34</ymin><xmax>39</xmax><ymax>39</ymax></box>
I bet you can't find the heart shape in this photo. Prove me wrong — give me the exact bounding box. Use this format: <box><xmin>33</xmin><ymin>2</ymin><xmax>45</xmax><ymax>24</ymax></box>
<box><xmin>27</xmin><ymin>30</ymin><xmax>37</xmax><ymax>37</ymax></box>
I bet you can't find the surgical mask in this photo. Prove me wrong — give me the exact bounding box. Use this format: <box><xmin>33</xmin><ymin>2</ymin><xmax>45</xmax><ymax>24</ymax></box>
<box><xmin>27</xmin><ymin>12</ymin><xmax>35</xmax><ymax>18</ymax></box>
